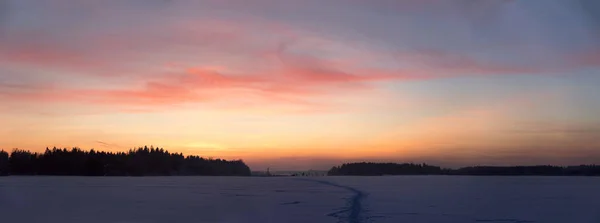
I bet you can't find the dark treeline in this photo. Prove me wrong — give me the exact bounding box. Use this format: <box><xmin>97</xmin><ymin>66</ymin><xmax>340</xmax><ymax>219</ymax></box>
<box><xmin>328</xmin><ymin>163</ymin><xmax>445</xmax><ymax>176</ymax></box>
<box><xmin>0</xmin><ymin>146</ymin><xmax>251</xmax><ymax>176</ymax></box>
<box><xmin>453</xmin><ymin>165</ymin><xmax>600</xmax><ymax>176</ymax></box>
<box><xmin>328</xmin><ymin>162</ymin><xmax>600</xmax><ymax>176</ymax></box>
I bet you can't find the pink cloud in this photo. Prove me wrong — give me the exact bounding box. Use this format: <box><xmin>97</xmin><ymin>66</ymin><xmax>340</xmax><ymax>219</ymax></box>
<box><xmin>0</xmin><ymin>43</ymin><xmax>102</xmax><ymax>71</ymax></box>
<box><xmin>2</xmin><ymin>11</ymin><xmax>598</xmax><ymax>113</ymax></box>
<box><xmin>1</xmin><ymin>44</ymin><xmax>405</xmax><ymax>112</ymax></box>
<box><xmin>62</xmin><ymin>58</ymin><xmax>394</xmax><ymax>109</ymax></box>
<box><xmin>577</xmin><ymin>50</ymin><xmax>600</xmax><ymax>67</ymax></box>
<box><xmin>3</xmin><ymin>43</ymin><xmax>595</xmax><ymax>113</ymax></box>
<box><xmin>394</xmin><ymin>49</ymin><xmax>549</xmax><ymax>76</ymax></box>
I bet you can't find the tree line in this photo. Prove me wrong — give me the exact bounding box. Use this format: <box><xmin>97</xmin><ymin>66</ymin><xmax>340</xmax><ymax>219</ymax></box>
<box><xmin>328</xmin><ymin>162</ymin><xmax>600</xmax><ymax>176</ymax></box>
<box><xmin>328</xmin><ymin>163</ymin><xmax>444</xmax><ymax>176</ymax></box>
<box><xmin>0</xmin><ymin>146</ymin><xmax>251</xmax><ymax>176</ymax></box>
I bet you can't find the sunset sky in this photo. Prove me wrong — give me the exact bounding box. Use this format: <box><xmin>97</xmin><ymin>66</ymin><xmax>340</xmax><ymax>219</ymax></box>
<box><xmin>1</xmin><ymin>0</ymin><xmax>599</xmax><ymax>170</ymax></box>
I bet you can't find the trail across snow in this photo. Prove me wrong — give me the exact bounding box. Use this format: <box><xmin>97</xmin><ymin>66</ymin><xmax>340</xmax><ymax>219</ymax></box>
<box><xmin>299</xmin><ymin>179</ymin><xmax>367</xmax><ymax>223</ymax></box>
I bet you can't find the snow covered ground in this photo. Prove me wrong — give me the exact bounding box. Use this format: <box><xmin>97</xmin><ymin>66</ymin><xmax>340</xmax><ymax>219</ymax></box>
<box><xmin>1</xmin><ymin>176</ymin><xmax>599</xmax><ymax>223</ymax></box>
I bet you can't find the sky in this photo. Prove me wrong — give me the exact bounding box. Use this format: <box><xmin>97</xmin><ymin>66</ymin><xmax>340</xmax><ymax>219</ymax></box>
<box><xmin>1</xmin><ymin>0</ymin><xmax>599</xmax><ymax>170</ymax></box>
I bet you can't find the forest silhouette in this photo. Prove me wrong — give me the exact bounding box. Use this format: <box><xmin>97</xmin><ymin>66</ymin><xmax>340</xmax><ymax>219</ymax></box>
<box><xmin>328</xmin><ymin>162</ymin><xmax>600</xmax><ymax>176</ymax></box>
<box><xmin>0</xmin><ymin>146</ymin><xmax>250</xmax><ymax>176</ymax></box>
<box><xmin>2</xmin><ymin>148</ymin><xmax>600</xmax><ymax>176</ymax></box>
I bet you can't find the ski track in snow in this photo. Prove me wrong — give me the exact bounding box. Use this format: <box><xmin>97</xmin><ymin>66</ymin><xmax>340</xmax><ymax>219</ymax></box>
<box><xmin>299</xmin><ymin>179</ymin><xmax>367</xmax><ymax>223</ymax></box>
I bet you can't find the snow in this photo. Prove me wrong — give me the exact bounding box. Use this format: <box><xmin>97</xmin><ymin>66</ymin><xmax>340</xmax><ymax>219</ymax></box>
<box><xmin>1</xmin><ymin>176</ymin><xmax>600</xmax><ymax>223</ymax></box>
<box><xmin>328</xmin><ymin>176</ymin><xmax>600</xmax><ymax>223</ymax></box>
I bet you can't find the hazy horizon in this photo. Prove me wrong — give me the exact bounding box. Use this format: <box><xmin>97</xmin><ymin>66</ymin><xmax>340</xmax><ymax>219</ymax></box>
<box><xmin>2</xmin><ymin>0</ymin><xmax>600</xmax><ymax>170</ymax></box>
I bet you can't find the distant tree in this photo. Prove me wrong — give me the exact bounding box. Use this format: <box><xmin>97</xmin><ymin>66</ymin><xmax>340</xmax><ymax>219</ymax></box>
<box><xmin>0</xmin><ymin>150</ymin><xmax>9</xmax><ymax>176</ymax></box>
<box><xmin>9</xmin><ymin>149</ymin><xmax>38</xmax><ymax>175</ymax></box>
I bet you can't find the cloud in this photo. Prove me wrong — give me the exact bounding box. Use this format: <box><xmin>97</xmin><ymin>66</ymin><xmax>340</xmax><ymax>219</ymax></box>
<box><xmin>506</xmin><ymin>122</ymin><xmax>600</xmax><ymax>135</ymax></box>
<box><xmin>1</xmin><ymin>0</ymin><xmax>599</xmax><ymax>113</ymax></box>
<box><xmin>95</xmin><ymin>140</ymin><xmax>118</xmax><ymax>148</ymax></box>
<box><xmin>578</xmin><ymin>50</ymin><xmax>600</xmax><ymax>67</ymax></box>
<box><xmin>48</xmin><ymin>54</ymin><xmax>400</xmax><ymax>110</ymax></box>
<box><xmin>393</xmin><ymin>49</ymin><xmax>544</xmax><ymax>76</ymax></box>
